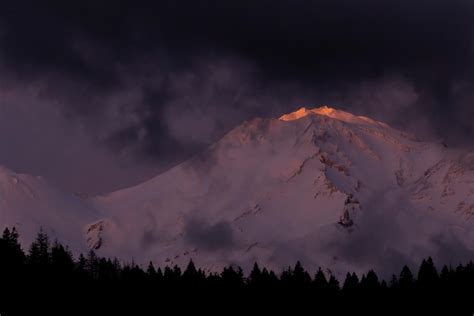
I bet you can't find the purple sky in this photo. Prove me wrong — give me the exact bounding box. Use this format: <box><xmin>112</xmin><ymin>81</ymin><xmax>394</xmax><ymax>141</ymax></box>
<box><xmin>0</xmin><ymin>0</ymin><xmax>473</xmax><ymax>195</ymax></box>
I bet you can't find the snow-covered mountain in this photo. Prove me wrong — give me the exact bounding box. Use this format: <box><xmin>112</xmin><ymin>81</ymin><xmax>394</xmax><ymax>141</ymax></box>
<box><xmin>0</xmin><ymin>106</ymin><xmax>472</xmax><ymax>276</ymax></box>
<box><xmin>0</xmin><ymin>166</ymin><xmax>98</xmax><ymax>252</ymax></box>
<box><xmin>87</xmin><ymin>106</ymin><xmax>474</xmax><ymax>276</ymax></box>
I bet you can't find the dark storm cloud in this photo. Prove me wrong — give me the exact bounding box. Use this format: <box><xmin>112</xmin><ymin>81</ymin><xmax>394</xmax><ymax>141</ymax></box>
<box><xmin>2</xmin><ymin>0</ymin><xmax>473</xmax><ymax>78</ymax></box>
<box><xmin>0</xmin><ymin>0</ymin><xmax>473</xmax><ymax>193</ymax></box>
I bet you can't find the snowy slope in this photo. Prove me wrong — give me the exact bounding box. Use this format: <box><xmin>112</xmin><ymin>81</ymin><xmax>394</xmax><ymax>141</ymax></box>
<box><xmin>0</xmin><ymin>166</ymin><xmax>98</xmax><ymax>252</ymax></box>
<box><xmin>91</xmin><ymin>106</ymin><xmax>474</xmax><ymax>276</ymax></box>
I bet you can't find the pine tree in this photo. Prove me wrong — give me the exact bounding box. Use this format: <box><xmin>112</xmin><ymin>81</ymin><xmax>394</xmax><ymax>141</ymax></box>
<box><xmin>28</xmin><ymin>229</ymin><xmax>51</xmax><ymax>268</ymax></box>
<box><xmin>163</xmin><ymin>266</ymin><xmax>174</xmax><ymax>281</ymax></box>
<box><xmin>221</xmin><ymin>266</ymin><xmax>244</xmax><ymax>289</ymax></box>
<box><xmin>313</xmin><ymin>267</ymin><xmax>328</xmax><ymax>291</ymax></box>
<box><xmin>249</xmin><ymin>262</ymin><xmax>262</xmax><ymax>287</ymax></box>
<box><xmin>389</xmin><ymin>274</ymin><xmax>399</xmax><ymax>290</ymax></box>
<box><xmin>439</xmin><ymin>264</ymin><xmax>454</xmax><ymax>290</ymax></box>
<box><xmin>51</xmin><ymin>240</ymin><xmax>75</xmax><ymax>279</ymax></box>
<box><xmin>399</xmin><ymin>265</ymin><xmax>414</xmax><ymax>290</ymax></box>
<box><xmin>183</xmin><ymin>259</ymin><xmax>202</xmax><ymax>285</ymax></box>
<box><xmin>97</xmin><ymin>258</ymin><xmax>118</xmax><ymax>282</ymax></box>
<box><xmin>162</xmin><ymin>265</ymin><xmax>182</xmax><ymax>285</ymax></box>
<box><xmin>86</xmin><ymin>250</ymin><xmax>99</xmax><ymax>280</ymax></box>
<box><xmin>328</xmin><ymin>275</ymin><xmax>340</xmax><ymax>293</ymax></box>
<box><xmin>147</xmin><ymin>261</ymin><xmax>157</xmax><ymax>276</ymax></box>
<box><xmin>0</xmin><ymin>227</ymin><xmax>25</xmax><ymax>288</ymax></box>
<box><xmin>183</xmin><ymin>259</ymin><xmax>197</xmax><ymax>277</ymax></box>
<box><xmin>2</xmin><ymin>227</ymin><xmax>11</xmax><ymax>240</ymax></box>
<box><xmin>380</xmin><ymin>280</ymin><xmax>388</xmax><ymax>291</ymax></box>
<box><xmin>342</xmin><ymin>272</ymin><xmax>359</xmax><ymax>292</ymax></box>
<box><xmin>75</xmin><ymin>253</ymin><xmax>89</xmax><ymax>281</ymax></box>
<box><xmin>264</xmin><ymin>268</ymin><xmax>279</xmax><ymax>287</ymax></box>
<box><xmin>156</xmin><ymin>267</ymin><xmax>164</xmax><ymax>279</ymax></box>
<box><xmin>0</xmin><ymin>227</ymin><xmax>25</xmax><ymax>269</ymax></box>
<box><xmin>280</xmin><ymin>266</ymin><xmax>293</xmax><ymax>284</ymax></box>
<box><xmin>360</xmin><ymin>270</ymin><xmax>380</xmax><ymax>291</ymax></box>
<box><xmin>173</xmin><ymin>265</ymin><xmax>182</xmax><ymax>278</ymax></box>
<box><xmin>293</xmin><ymin>261</ymin><xmax>312</xmax><ymax>286</ymax></box>
<box><xmin>417</xmin><ymin>257</ymin><xmax>438</xmax><ymax>290</ymax></box>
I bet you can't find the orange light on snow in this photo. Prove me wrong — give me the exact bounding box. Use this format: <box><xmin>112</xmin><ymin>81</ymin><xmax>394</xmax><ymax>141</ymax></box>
<box><xmin>279</xmin><ymin>106</ymin><xmax>387</xmax><ymax>127</ymax></box>
<box><xmin>279</xmin><ymin>106</ymin><xmax>337</xmax><ymax>121</ymax></box>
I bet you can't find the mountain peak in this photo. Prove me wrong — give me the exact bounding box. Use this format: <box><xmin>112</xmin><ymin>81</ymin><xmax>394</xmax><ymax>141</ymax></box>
<box><xmin>279</xmin><ymin>106</ymin><xmax>387</xmax><ymax>126</ymax></box>
<box><xmin>278</xmin><ymin>106</ymin><xmax>334</xmax><ymax>121</ymax></box>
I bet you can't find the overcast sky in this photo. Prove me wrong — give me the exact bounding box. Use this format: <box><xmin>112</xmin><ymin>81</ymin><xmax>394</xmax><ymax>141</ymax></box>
<box><xmin>0</xmin><ymin>0</ymin><xmax>473</xmax><ymax>195</ymax></box>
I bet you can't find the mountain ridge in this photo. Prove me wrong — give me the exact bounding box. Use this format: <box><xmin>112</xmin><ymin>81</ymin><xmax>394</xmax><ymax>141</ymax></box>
<box><xmin>89</xmin><ymin>106</ymin><xmax>474</xmax><ymax>276</ymax></box>
<box><xmin>0</xmin><ymin>106</ymin><xmax>472</xmax><ymax>277</ymax></box>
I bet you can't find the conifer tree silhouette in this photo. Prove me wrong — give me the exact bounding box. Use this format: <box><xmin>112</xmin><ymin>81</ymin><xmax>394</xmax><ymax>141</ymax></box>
<box><xmin>328</xmin><ymin>275</ymin><xmax>340</xmax><ymax>293</ymax></box>
<box><xmin>249</xmin><ymin>262</ymin><xmax>262</xmax><ymax>287</ymax></box>
<box><xmin>360</xmin><ymin>270</ymin><xmax>380</xmax><ymax>291</ymax></box>
<box><xmin>398</xmin><ymin>265</ymin><xmax>414</xmax><ymax>290</ymax></box>
<box><xmin>313</xmin><ymin>267</ymin><xmax>328</xmax><ymax>292</ymax></box>
<box><xmin>3</xmin><ymin>225</ymin><xmax>474</xmax><ymax>312</ymax></box>
<box><xmin>51</xmin><ymin>240</ymin><xmax>75</xmax><ymax>281</ymax></box>
<box><xmin>146</xmin><ymin>261</ymin><xmax>156</xmax><ymax>275</ymax></box>
<box><xmin>0</xmin><ymin>227</ymin><xmax>25</xmax><ymax>274</ymax></box>
<box><xmin>417</xmin><ymin>257</ymin><xmax>439</xmax><ymax>290</ymax></box>
<box><xmin>343</xmin><ymin>272</ymin><xmax>360</xmax><ymax>292</ymax></box>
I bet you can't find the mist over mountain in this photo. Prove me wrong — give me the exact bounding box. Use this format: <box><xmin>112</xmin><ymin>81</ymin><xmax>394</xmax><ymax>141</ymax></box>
<box><xmin>1</xmin><ymin>0</ymin><xmax>474</xmax><ymax>195</ymax></box>
<box><xmin>1</xmin><ymin>106</ymin><xmax>472</xmax><ymax>278</ymax></box>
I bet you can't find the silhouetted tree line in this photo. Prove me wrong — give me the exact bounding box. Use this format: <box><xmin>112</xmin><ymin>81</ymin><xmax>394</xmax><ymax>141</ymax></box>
<box><xmin>0</xmin><ymin>227</ymin><xmax>473</xmax><ymax>314</ymax></box>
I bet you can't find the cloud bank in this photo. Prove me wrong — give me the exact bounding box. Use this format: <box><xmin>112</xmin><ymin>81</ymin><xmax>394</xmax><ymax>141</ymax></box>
<box><xmin>0</xmin><ymin>0</ymin><xmax>473</xmax><ymax>194</ymax></box>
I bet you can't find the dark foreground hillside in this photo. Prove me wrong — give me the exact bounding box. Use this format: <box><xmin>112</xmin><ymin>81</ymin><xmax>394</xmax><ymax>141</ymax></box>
<box><xmin>0</xmin><ymin>227</ymin><xmax>473</xmax><ymax>315</ymax></box>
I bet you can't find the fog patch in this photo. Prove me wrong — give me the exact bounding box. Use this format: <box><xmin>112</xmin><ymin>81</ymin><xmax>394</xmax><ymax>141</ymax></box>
<box><xmin>312</xmin><ymin>187</ymin><xmax>474</xmax><ymax>277</ymax></box>
<box><xmin>184</xmin><ymin>218</ymin><xmax>234</xmax><ymax>251</ymax></box>
<box><xmin>139</xmin><ymin>212</ymin><xmax>161</xmax><ymax>250</ymax></box>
